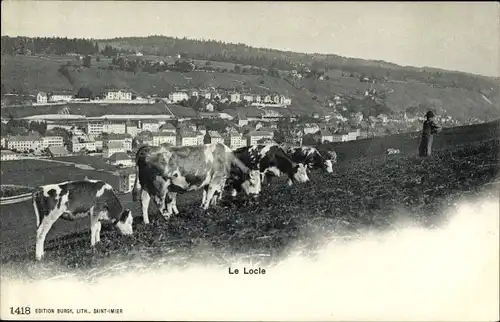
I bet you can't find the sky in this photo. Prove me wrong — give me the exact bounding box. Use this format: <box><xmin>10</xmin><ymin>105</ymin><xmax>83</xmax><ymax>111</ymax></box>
<box><xmin>1</xmin><ymin>1</ymin><xmax>499</xmax><ymax>77</ymax></box>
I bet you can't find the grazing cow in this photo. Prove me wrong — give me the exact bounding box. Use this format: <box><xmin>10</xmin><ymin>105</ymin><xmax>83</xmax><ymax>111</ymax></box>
<box><xmin>32</xmin><ymin>180</ymin><xmax>133</xmax><ymax>261</ymax></box>
<box><xmin>387</xmin><ymin>148</ymin><xmax>401</xmax><ymax>155</ymax></box>
<box><xmin>131</xmin><ymin>143</ymin><xmax>262</xmax><ymax>224</ymax></box>
<box><xmin>228</xmin><ymin>144</ymin><xmax>309</xmax><ymax>197</ymax></box>
<box><xmin>282</xmin><ymin>146</ymin><xmax>335</xmax><ymax>173</ymax></box>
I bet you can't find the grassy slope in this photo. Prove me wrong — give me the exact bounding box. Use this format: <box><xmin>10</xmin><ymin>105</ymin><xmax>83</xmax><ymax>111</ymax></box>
<box><xmin>3</xmin><ymin>55</ymin><xmax>500</xmax><ymax>120</ymax></box>
<box><xmin>1</xmin><ymin>136</ymin><xmax>498</xmax><ymax>279</ymax></box>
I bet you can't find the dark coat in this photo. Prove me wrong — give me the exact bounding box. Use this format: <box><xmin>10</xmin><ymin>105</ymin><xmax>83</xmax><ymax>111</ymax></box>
<box><xmin>418</xmin><ymin>119</ymin><xmax>440</xmax><ymax>157</ymax></box>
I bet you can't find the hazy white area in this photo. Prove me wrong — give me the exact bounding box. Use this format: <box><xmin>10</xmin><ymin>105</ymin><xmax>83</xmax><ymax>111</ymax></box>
<box><xmin>1</xmin><ymin>189</ymin><xmax>499</xmax><ymax>321</ymax></box>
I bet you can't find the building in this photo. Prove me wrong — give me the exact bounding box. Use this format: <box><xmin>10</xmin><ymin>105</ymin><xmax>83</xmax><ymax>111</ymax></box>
<box><xmin>237</xmin><ymin>115</ymin><xmax>248</xmax><ymax>127</ymax></box>
<box><xmin>168</xmin><ymin>92</ymin><xmax>189</xmax><ymax>103</ymax></box>
<box><xmin>103</xmin><ymin>134</ymin><xmax>133</xmax><ymax>151</ymax></box>
<box><xmin>1</xmin><ymin>137</ymin><xmax>6</xmax><ymax>148</ymax></box>
<box><xmin>0</xmin><ymin>150</ymin><xmax>21</xmax><ymax>161</ymax></box>
<box><xmin>6</xmin><ymin>134</ymin><xmax>43</xmax><ymax>152</ymax></box>
<box><xmin>196</xmin><ymin>131</ymin><xmax>204</xmax><ymax>145</ymax></box>
<box><xmin>103</xmin><ymin>121</ymin><xmax>126</xmax><ymax>134</ymax></box>
<box><xmin>230</xmin><ymin>93</ymin><xmax>241</xmax><ymax>103</ymax></box>
<box><xmin>243</xmin><ymin>95</ymin><xmax>254</xmax><ymax>102</ymax></box>
<box><xmin>103</xmin><ymin>142</ymin><xmax>126</xmax><ymax>158</ymax></box>
<box><xmin>201</xmin><ymin>91</ymin><xmax>211</xmax><ymax>100</ymax></box>
<box><xmin>125</xmin><ymin>121</ymin><xmax>139</xmax><ymax>137</ymax></box>
<box><xmin>105</xmin><ymin>90</ymin><xmax>132</xmax><ymax>101</ymax></box>
<box><xmin>36</xmin><ymin>92</ymin><xmax>48</xmax><ymax>104</ymax></box>
<box><xmin>280</xmin><ymin>96</ymin><xmax>292</xmax><ymax>106</ymax></box>
<box><xmin>49</xmin><ymin>93</ymin><xmax>73</xmax><ymax>102</ymax></box>
<box><xmin>69</xmin><ymin>138</ymin><xmax>97</xmax><ymax>153</ymax></box>
<box><xmin>254</xmin><ymin>95</ymin><xmax>262</xmax><ymax>103</ymax></box>
<box><xmin>151</xmin><ymin>132</ymin><xmax>176</xmax><ymax>146</ymax></box>
<box><xmin>205</xmin><ymin>102</ymin><xmax>214</xmax><ymax>112</ymax></box>
<box><xmin>246</xmin><ymin>131</ymin><xmax>274</xmax><ymax>146</ymax></box>
<box><xmin>48</xmin><ymin>146</ymin><xmax>69</xmax><ymax>157</ymax></box>
<box><xmin>140</xmin><ymin>120</ymin><xmax>161</xmax><ymax>132</ymax></box>
<box><xmin>347</xmin><ymin>129</ymin><xmax>361</xmax><ymax>141</ymax></box>
<box><xmin>332</xmin><ymin>133</ymin><xmax>349</xmax><ymax>142</ymax></box>
<box><xmin>223</xmin><ymin>130</ymin><xmax>245</xmax><ymax>149</ymax></box>
<box><xmin>176</xmin><ymin>131</ymin><xmax>198</xmax><ymax>146</ymax></box>
<box><xmin>207</xmin><ymin>131</ymin><xmax>224</xmax><ymax>144</ymax></box>
<box><xmin>117</xmin><ymin>167</ymin><xmax>136</xmax><ymax>193</ymax></box>
<box><xmin>190</xmin><ymin>90</ymin><xmax>199</xmax><ymax>98</ymax></box>
<box><xmin>108</xmin><ymin>152</ymin><xmax>134</xmax><ymax>167</ymax></box>
<box><xmin>316</xmin><ymin>130</ymin><xmax>334</xmax><ymax>143</ymax></box>
<box><xmin>263</xmin><ymin>95</ymin><xmax>272</xmax><ymax>103</ymax></box>
<box><xmin>158</xmin><ymin>123</ymin><xmax>176</xmax><ymax>133</ymax></box>
<box><xmin>42</xmin><ymin>135</ymin><xmax>64</xmax><ymax>148</ymax></box>
<box><xmin>86</xmin><ymin>121</ymin><xmax>104</xmax><ymax>135</ymax></box>
<box><xmin>197</xmin><ymin>125</ymin><xmax>207</xmax><ymax>135</ymax></box>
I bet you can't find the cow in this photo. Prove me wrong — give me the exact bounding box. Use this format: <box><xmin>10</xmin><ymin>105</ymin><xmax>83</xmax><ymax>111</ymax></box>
<box><xmin>282</xmin><ymin>145</ymin><xmax>335</xmax><ymax>174</ymax></box>
<box><xmin>387</xmin><ymin>148</ymin><xmax>401</xmax><ymax>155</ymax></box>
<box><xmin>131</xmin><ymin>143</ymin><xmax>262</xmax><ymax>224</ymax></box>
<box><xmin>227</xmin><ymin>144</ymin><xmax>310</xmax><ymax>197</ymax></box>
<box><xmin>32</xmin><ymin>179</ymin><xmax>133</xmax><ymax>261</ymax></box>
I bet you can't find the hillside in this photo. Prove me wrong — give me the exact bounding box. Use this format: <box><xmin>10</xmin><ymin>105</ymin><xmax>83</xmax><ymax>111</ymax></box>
<box><xmin>2</xmin><ymin>36</ymin><xmax>500</xmax><ymax>120</ymax></box>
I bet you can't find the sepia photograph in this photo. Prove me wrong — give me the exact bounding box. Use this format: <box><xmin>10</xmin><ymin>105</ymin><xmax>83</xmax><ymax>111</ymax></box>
<box><xmin>0</xmin><ymin>1</ymin><xmax>499</xmax><ymax>320</ymax></box>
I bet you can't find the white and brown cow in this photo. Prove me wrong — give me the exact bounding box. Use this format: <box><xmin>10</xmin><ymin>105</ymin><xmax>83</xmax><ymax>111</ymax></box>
<box><xmin>131</xmin><ymin>143</ymin><xmax>262</xmax><ymax>224</ymax></box>
<box><xmin>283</xmin><ymin>145</ymin><xmax>335</xmax><ymax>174</ymax></box>
<box><xmin>32</xmin><ymin>179</ymin><xmax>133</xmax><ymax>261</ymax></box>
<box><xmin>227</xmin><ymin>144</ymin><xmax>309</xmax><ymax>197</ymax></box>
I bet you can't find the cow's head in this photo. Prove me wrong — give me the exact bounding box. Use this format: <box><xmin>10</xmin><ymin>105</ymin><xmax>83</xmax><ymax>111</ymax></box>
<box><xmin>291</xmin><ymin>163</ymin><xmax>309</xmax><ymax>184</ymax></box>
<box><xmin>115</xmin><ymin>209</ymin><xmax>134</xmax><ymax>235</ymax></box>
<box><xmin>240</xmin><ymin>169</ymin><xmax>262</xmax><ymax>197</ymax></box>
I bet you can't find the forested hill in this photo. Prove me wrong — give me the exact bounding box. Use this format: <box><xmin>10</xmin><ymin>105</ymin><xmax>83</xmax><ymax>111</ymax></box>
<box><xmin>2</xmin><ymin>35</ymin><xmax>499</xmax><ymax>98</ymax></box>
<box><xmin>97</xmin><ymin>36</ymin><xmax>499</xmax><ymax>94</ymax></box>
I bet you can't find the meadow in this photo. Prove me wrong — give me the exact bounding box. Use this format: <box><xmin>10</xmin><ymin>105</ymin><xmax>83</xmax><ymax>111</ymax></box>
<box><xmin>0</xmin><ymin>123</ymin><xmax>498</xmax><ymax>280</ymax></box>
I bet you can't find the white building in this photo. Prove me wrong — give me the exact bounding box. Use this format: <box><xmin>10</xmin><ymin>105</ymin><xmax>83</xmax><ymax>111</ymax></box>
<box><xmin>49</xmin><ymin>94</ymin><xmax>73</xmax><ymax>102</ymax></box>
<box><xmin>69</xmin><ymin>138</ymin><xmax>97</xmax><ymax>153</ymax></box>
<box><xmin>230</xmin><ymin>93</ymin><xmax>241</xmax><ymax>103</ymax></box>
<box><xmin>177</xmin><ymin>131</ymin><xmax>198</xmax><ymax>146</ymax></box>
<box><xmin>140</xmin><ymin>120</ymin><xmax>161</xmax><ymax>132</ymax></box>
<box><xmin>42</xmin><ymin>136</ymin><xmax>64</xmax><ymax>148</ymax></box>
<box><xmin>246</xmin><ymin>131</ymin><xmax>274</xmax><ymax>146</ymax></box>
<box><xmin>254</xmin><ymin>95</ymin><xmax>262</xmax><ymax>103</ymax></box>
<box><xmin>151</xmin><ymin>132</ymin><xmax>176</xmax><ymax>146</ymax></box>
<box><xmin>118</xmin><ymin>168</ymin><xmax>136</xmax><ymax>193</ymax></box>
<box><xmin>103</xmin><ymin>142</ymin><xmax>126</xmax><ymax>158</ymax></box>
<box><xmin>36</xmin><ymin>92</ymin><xmax>48</xmax><ymax>104</ymax></box>
<box><xmin>87</xmin><ymin>121</ymin><xmax>104</xmax><ymax>135</ymax></box>
<box><xmin>207</xmin><ymin>131</ymin><xmax>224</xmax><ymax>144</ymax></box>
<box><xmin>196</xmin><ymin>131</ymin><xmax>204</xmax><ymax>145</ymax></box>
<box><xmin>243</xmin><ymin>95</ymin><xmax>254</xmax><ymax>102</ymax></box>
<box><xmin>158</xmin><ymin>123</ymin><xmax>177</xmax><ymax>133</ymax></box>
<box><xmin>125</xmin><ymin>121</ymin><xmax>139</xmax><ymax>137</ymax></box>
<box><xmin>0</xmin><ymin>150</ymin><xmax>21</xmax><ymax>161</ymax></box>
<box><xmin>103</xmin><ymin>122</ymin><xmax>126</xmax><ymax>134</ymax></box>
<box><xmin>223</xmin><ymin>131</ymin><xmax>245</xmax><ymax>149</ymax></box>
<box><xmin>105</xmin><ymin>90</ymin><xmax>132</xmax><ymax>101</ymax></box>
<box><xmin>206</xmin><ymin>102</ymin><xmax>214</xmax><ymax>112</ymax></box>
<box><xmin>108</xmin><ymin>152</ymin><xmax>134</xmax><ymax>167</ymax></box>
<box><xmin>168</xmin><ymin>92</ymin><xmax>189</xmax><ymax>103</ymax></box>
<box><xmin>6</xmin><ymin>134</ymin><xmax>43</xmax><ymax>152</ymax></box>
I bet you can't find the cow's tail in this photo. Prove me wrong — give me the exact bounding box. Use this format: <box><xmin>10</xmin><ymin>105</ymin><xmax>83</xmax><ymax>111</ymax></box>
<box><xmin>131</xmin><ymin>165</ymin><xmax>141</xmax><ymax>201</ymax></box>
<box><xmin>32</xmin><ymin>190</ymin><xmax>42</xmax><ymax>228</ymax></box>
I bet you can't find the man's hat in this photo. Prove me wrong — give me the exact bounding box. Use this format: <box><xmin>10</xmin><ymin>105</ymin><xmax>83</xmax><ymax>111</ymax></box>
<box><xmin>425</xmin><ymin>110</ymin><xmax>435</xmax><ymax>118</ymax></box>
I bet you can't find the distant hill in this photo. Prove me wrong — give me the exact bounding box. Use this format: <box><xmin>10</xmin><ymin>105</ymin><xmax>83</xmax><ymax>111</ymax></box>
<box><xmin>2</xmin><ymin>35</ymin><xmax>500</xmax><ymax>121</ymax></box>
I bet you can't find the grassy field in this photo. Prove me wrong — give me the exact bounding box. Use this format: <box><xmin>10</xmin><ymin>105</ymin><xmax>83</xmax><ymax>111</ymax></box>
<box><xmin>4</xmin><ymin>55</ymin><xmax>500</xmax><ymax>121</ymax></box>
<box><xmin>0</xmin><ymin>120</ymin><xmax>498</xmax><ymax>280</ymax></box>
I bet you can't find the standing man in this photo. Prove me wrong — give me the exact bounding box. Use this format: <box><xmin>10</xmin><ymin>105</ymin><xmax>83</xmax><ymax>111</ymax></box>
<box><xmin>418</xmin><ymin>110</ymin><xmax>442</xmax><ymax>157</ymax></box>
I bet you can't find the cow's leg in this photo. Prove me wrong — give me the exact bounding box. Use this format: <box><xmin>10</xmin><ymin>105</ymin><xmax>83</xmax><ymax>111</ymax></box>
<box><xmin>202</xmin><ymin>185</ymin><xmax>218</xmax><ymax>210</ymax></box>
<box><xmin>141</xmin><ymin>189</ymin><xmax>151</xmax><ymax>224</ymax></box>
<box><xmin>90</xmin><ymin>207</ymin><xmax>102</xmax><ymax>247</ymax></box>
<box><xmin>35</xmin><ymin>209</ymin><xmax>63</xmax><ymax>261</ymax></box>
<box><xmin>169</xmin><ymin>192</ymin><xmax>179</xmax><ymax>215</ymax></box>
<box><xmin>163</xmin><ymin>191</ymin><xmax>176</xmax><ymax>219</ymax></box>
<box><xmin>201</xmin><ymin>187</ymin><xmax>208</xmax><ymax>208</ymax></box>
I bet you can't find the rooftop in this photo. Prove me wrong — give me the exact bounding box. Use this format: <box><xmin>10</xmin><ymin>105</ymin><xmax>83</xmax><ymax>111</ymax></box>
<box><xmin>48</xmin><ymin>146</ymin><xmax>69</xmax><ymax>156</ymax></box>
<box><xmin>105</xmin><ymin>142</ymin><xmax>125</xmax><ymax>149</ymax></box>
<box><xmin>109</xmin><ymin>152</ymin><xmax>131</xmax><ymax>162</ymax></box>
